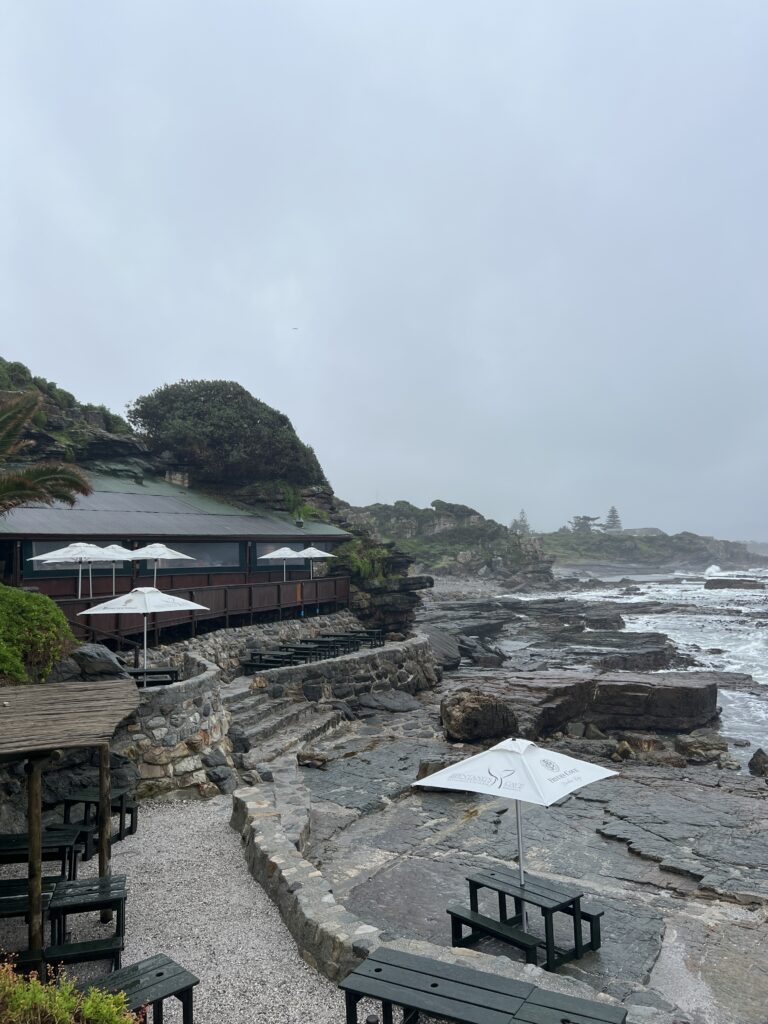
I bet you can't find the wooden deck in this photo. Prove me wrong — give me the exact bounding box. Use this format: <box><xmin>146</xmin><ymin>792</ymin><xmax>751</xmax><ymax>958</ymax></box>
<box><xmin>56</xmin><ymin>576</ymin><xmax>351</xmax><ymax>643</ymax></box>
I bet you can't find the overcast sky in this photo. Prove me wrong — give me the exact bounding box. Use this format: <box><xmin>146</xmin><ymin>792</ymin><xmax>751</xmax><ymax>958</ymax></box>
<box><xmin>2</xmin><ymin>2</ymin><xmax>767</xmax><ymax>540</ymax></box>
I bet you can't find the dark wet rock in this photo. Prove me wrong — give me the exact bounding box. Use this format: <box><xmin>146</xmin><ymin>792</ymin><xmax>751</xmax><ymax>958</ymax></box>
<box><xmin>704</xmin><ymin>577</ymin><xmax>765</xmax><ymax>590</ymax></box>
<box><xmin>584</xmin><ymin>723</ymin><xmax>608</xmax><ymax>739</ymax></box>
<box><xmin>674</xmin><ymin>731</ymin><xmax>728</xmax><ymax>764</ymax></box>
<box><xmin>357</xmin><ymin>690</ymin><xmax>422</xmax><ymax>713</ymax></box>
<box><xmin>440</xmin><ymin>688</ymin><xmax>519</xmax><ymax>742</ymax></box>
<box><xmin>613</xmin><ymin>741</ymin><xmax>635</xmax><ymax>760</ymax></box>
<box><xmin>456</xmin><ymin>634</ymin><xmax>507</xmax><ymax>666</ymax></box>
<box><xmin>47</xmin><ymin>656</ymin><xmax>83</xmax><ymax>682</ymax></box>
<box><xmin>566</xmin><ymin>721</ymin><xmax>586</xmax><ymax>738</ymax></box>
<box><xmin>204</xmin><ymin>764</ymin><xmax>237</xmax><ymax>793</ymax></box>
<box><xmin>748</xmin><ymin>747</ymin><xmax>768</xmax><ymax>777</ymax></box>
<box><xmin>71</xmin><ymin>643</ymin><xmax>131</xmax><ymax>678</ymax></box>
<box><xmin>421</xmin><ymin>625</ymin><xmax>461</xmax><ymax>670</ymax></box>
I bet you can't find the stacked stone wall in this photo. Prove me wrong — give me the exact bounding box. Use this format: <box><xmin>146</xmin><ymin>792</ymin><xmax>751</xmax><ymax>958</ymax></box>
<box><xmin>250</xmin><ymin>634</ymin><xmax>439</xmax><ymax>703</ymax></box>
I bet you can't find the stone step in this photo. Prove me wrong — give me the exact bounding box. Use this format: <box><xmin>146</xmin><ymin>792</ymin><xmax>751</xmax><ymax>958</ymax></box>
<box><xmin>222</xmin><ymin>686</ymin><xmax>273</xmax><ymax>713</ymax></box>
<box><xmin>237</xmin><ymin>703</ymin><xmax>318</xmax><ymax>746</ymax></box>
<box><xmin>239</xmin><ymin>707</ymin><xmax>345</xmax><ymax>770</ymax></box>
<box><xmin>226</xmin><ymin>697</ymin><xmax>294</xmax><ymax>733</ymax></box>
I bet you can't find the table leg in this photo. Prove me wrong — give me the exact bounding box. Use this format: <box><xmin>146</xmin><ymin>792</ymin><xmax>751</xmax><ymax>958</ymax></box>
<box><xmin>498</xmin><ymin>892</ymin><xmax>508</xmax><ymax>921</ymax></box>
<box><xmin>179</xmin><ymin>988</ymin><xmax>193</xmax><ymax>1024</ymax></box>
<box><xmin>345</xmin><ymin>990</ymin><xmax>359</xmax><ymax>1024</ymax></box>
<box><xmin>382</xmin><ymin>1001</ymin><xmax>393</xmax><ymax>1024</ymax></box>
<box><xmin>572</xmin><ymin>899</ymin><xmax>584</xmax><ymax>958</ymax></box>
<box><xmin>544</xmin><ymin>912</ymin><xmax>555</xmax><ymax>971</ymax></box>
<box><xmin>469</xmin><ymin>881</ymin><xmax>479</xmax><ymax>913</ymax></box>
<box><xmin>63</xmin><ymin>803</ymin><xmax>71</xmax><ymax>825</ymax></box>
<box><xmin>118</xmin><ymin>795</ymin><xmax>127</xmax><ymax>842</ymax></box>
<box><xmin>153</xmin><ymin>998</ymin><xmax>164</xmax><ymax>1024</ymax></box>
<box><xmin>117</xmin><ymin>898</ymin><xmax>126</xmax><ymax>938</ymax></box>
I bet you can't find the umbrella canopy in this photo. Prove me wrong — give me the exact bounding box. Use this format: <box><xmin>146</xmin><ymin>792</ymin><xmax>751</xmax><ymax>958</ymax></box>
<box><xmin>28</xmin><ymin>542</ymin><xmax>108</xmax><ymax>599</ymax></box>
<box><xmin>129</xmin><ymin>543</ymin><xmax>195</xmax><ymax>587</ymax></box>
<box><xmin>295</xmin><ymin>546</ymin><xmax>335</xmax><ymax>579</ymax></box>
<box><xmin>98</xmin><ymin>544</ymin><xmax>135</xmax><ymax>596</ymax></box>
<box><xmin>78</xmin><ymin>587</ymin><xmax>209</xmax><ymax>685</ymax></box>
<box><xmin>413</xmin><ymin>738</ymin><xmax>617</xmax><ymax>922</ymax></box>
<box><xmin>257</xmin><ymin>546</ymin><xmax>304</xmax><ymax>582</ymax></box>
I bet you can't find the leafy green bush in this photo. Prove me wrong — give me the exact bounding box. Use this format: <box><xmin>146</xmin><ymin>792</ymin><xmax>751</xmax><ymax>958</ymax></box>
<box><xmin>0</xmin><ymin>586</ymin><xmax>75</xmax><ymax>684</ymax></box>
<box><xmin>127</xmin><ymin>380</ymin><xmax>326</xmax><ymax>486</ymax></box>
<box><xmin>334</xmin><ymin>538</ymin><xmax>398</xmax><ymax>582</ymax></box>
<box><xmin>0</xmin><ymin>960</ymin><xmax>140</xmax><ymax>1023</ymax></box>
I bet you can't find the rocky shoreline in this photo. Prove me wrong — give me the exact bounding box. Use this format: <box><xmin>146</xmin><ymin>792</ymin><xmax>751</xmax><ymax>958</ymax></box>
<box><xmin>266</xmin><ymin>576</ymin><xmax>768</xmax><ymax>1024</ymax></box>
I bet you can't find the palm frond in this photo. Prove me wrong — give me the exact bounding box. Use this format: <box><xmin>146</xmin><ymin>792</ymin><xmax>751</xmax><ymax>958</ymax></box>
<box><xmin>0</xmin><ymin>393</ymin><xmax>41</xmax><ymax>462</ymax></box>
<box><xmin>0</xmin><ymin>464</ymin><xmax>92</xmax><ymax>514</ymax></box>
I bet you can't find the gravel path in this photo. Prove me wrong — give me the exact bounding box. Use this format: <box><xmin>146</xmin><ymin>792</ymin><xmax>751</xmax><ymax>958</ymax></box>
<box><xmin>109</xmin><ymin>795</ymin><xmax>343</xmax><ymax>1024</ymax></box>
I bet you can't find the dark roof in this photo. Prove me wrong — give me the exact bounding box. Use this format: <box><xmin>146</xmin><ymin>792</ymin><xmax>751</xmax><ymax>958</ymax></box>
<box><xmin>0</xmin><ymin>680</ymin><xmax>139</xmax><ymax>759</ymax></box>
<box><xmin>0</xmin><ymin>474</ymin><xmax>349</xmax><ymax>541</ymax></box>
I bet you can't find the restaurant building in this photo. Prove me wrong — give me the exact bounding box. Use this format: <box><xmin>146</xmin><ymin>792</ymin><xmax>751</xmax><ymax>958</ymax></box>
<box><xmin>0</xmin><ymin>474</ymin><xmax>351</xmax><ymax>640</ymax></box>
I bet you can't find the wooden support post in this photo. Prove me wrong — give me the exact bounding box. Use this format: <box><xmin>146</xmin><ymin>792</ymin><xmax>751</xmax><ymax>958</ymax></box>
<box><xmin>99</xmin><ymin>743</ymin><xmax>113</xmax><ymax>923</ymax></box>
<box><xmin>26</xmin><ymin>758</ymin><xmax>43</xmax><ymax>955</ymax></box>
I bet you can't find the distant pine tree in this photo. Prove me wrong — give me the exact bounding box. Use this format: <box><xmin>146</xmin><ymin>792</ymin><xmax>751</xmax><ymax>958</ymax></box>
<box><xmin>569</xmin><ymin>515</ymin><xmax>601</xmax><ymax>533</ymax></box>
<box><xmin>605</xmin><ymin>506</ymin><xmax>623</xmax><ymax>532</ymax></box>
<box><xmin>510</xmin><ymin>508</ymin><xmax>531</xmax><ymax>535</ymax></box>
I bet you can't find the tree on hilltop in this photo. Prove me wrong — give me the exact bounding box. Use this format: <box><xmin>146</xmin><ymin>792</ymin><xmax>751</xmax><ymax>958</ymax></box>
<box><xmin>510</xmin><ymin>508</ymin><xmax>531</xmax><ymax>535</ymax></box>
<box><xmin>604</xmin><ymin>506</ymin><xmax>623</xmax><ymax>532</ymax></box>
<box><xmin>569</xmin><ymin>515</ymin><xmax>601</xmax><ymax>533</ymax></box>
<box><xmin>127</xmin><ymin>379</ymin><xmax>326</xmax><ymax>486</ymax></box>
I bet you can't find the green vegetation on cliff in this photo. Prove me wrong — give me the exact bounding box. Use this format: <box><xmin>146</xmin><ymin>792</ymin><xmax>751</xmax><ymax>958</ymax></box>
<box><xmin>127</xmin><ymin>380</ymin><xmax>325</xmax><ymax>487</ymax></box>
<box><xmin>342</xmin><ymin>499</ymin><xmax>552</xmax><ymax>580</ymax></box>
<box><xmin>539</xmin><ymin>527</ymin><xmax>766</xmax><ymax>570</ymax></box>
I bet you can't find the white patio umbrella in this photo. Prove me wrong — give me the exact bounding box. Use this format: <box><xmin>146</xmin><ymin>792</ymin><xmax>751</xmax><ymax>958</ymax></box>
<box><xmin>28</xmin><ymin>542</ymin><xmax>107</xmax><ymax>599</ymax></box>
<box><xmin>99</xmin><ymin>544</ymin><xmax>135</xmax><ymax>596</ymax></box>
<box><xmin>129</xmin><ymin>543</ymin><xmax>195</xmax><ymax>587</ymax></box>
<box><xmin>79</xmin><ymin>587</ymin><xmax>209</xmax><ymax>686</ymax></box>
<box><xmin>257</xmin><ymin>546</ymin><xmax>304</xmax><ymax>582</ymax></box>
<box><xmin>413</xmin><ymin>738</ymin><xmax>617</xmax><ymax>927</ymax></box>
<box><xmin>295</xmin><ymin>546</ymin><xmax>336</xmax><ymax>579</ymax></box>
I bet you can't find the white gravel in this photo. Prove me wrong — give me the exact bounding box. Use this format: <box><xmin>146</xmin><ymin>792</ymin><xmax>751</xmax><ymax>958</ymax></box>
<box><xmin>87</xmin><ymin>796</ymin><xmax>346</xmax><ymax>1024</ymax></box>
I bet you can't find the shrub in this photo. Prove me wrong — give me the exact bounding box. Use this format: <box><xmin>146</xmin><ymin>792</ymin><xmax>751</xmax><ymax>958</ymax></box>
<box><xmin>334</xmin><ymin>538</ymin><xmax>398</xmax><ymax>582</ymax></box>
<box><xmin>0</xmin><ymin>586</ymin><xmax>75</xmax><ymax>684</ymax></box>
<box><xmin>0</xmin><ymin>960</ymin><xmax>140</xmax><ymax>1023</ymax></box>
<box><xmin>127</xmin><ymin>380</ymin><xmax>326</xmax><ymax>486</ymax></box>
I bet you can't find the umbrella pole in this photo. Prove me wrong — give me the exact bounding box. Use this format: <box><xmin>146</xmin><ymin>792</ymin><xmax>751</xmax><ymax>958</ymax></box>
<box><xmin>153</xmin><ymin>562</ymin><xmax>157</xmax><ymax>587</ymax></box>
<box><xmin>112</xmin><ymin>563</ymin><xmax>116</xmax><ymax>596</ymax></box>
<box><xmin>283</xmin><ymin>560</ymin><xmax>287</xmax><ymax>582</ymax></box>
<box><xmin>78</xmin><ymin>563</ymin><xmax>82</xmax><ymax>600</ymax></box>
<box><xmin>516</xmin><ymin>800</ymin><xmax>528</xmax><ymax>930</ymax></box>
<box><xmin>143</xmin><ymin>615</ymin><xmax>148</xmax><ymax>687</ymax></box>
<box><xmin>89</xmin><ymin>562</ymin><xmax>93</xmax><ymax>598</ymax></box>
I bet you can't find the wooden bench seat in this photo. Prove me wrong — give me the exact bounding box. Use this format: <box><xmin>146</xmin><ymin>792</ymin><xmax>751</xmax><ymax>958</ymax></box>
<box><xmin>77</xmin><ymin>953</ymin><xmax>199</xmax><ymax>1024</ymax></box>
<box><xmin>447</xmin><ymin>904</ymin><xmax>539</xmax><ymax>964</ymax></box>
<box><xmin>561</xmin><ymin>904</ymin><xmax>604</xmax><ymax>950</ymax></box>
<box><xmin>14</xmin><ymin>936</ymin><xmax>123</xmax><ymax>974</ymax></box>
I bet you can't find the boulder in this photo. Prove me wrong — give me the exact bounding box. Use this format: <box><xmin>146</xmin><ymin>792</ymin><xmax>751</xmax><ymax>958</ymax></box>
<box><xmin>440</xmin><ymin>689</ymin><xmax>518</xmax><ymax>743</ymax></box>
<box><xmin>704</xmin><ymin>578</ymin><xmax>765</xmax><ymax>590</ymax></box>
<box><xmin>457</xmin><ymin>635</ymin><xmax>506</xmax><ymax>667</ymax></box>
<box><xmin>71</xmin><ymin>644</ymin><xmax>131</xmax><ymax>678</ymax></box>
<box><xmin>748</xmin><ymin>747</ymin><xmax>768</xmax><ymax>777</ymax></box>
<box><xmin>674</xmin><ymin>732</ymin><xmax>728</xmax><ymax>764</ymax></box>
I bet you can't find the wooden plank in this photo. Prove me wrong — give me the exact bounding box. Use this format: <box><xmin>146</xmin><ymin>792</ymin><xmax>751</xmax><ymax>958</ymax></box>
<box><xmin>340</xmin><ymin>974</ymin><xmax>517</xmax><ymax>1024</ymax></box>
<box><xmin>470</xmin><ymin>872</ymin><xmax>579</xmax><ymax>911</ymax></box>
<box><xmin>365</xmin><ymin>948</ymin><xmax>534</xmax><ymax>999</ymax></box>
<box><xmin>351</xmin><ymin>957</ymin><xmax>527</xmax><ymax>1014</ymax></box>
<box><xmin>524</xmin><ymin>989</ymin><xmax>627</xmax><ymax>1024</ymax></box>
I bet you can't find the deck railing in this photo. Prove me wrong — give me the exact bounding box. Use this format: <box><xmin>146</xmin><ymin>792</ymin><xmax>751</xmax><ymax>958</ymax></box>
<box><xmin>57</xmin><ymin>576</ymin><xmax>351</xmax><ymax>641</ymax></box>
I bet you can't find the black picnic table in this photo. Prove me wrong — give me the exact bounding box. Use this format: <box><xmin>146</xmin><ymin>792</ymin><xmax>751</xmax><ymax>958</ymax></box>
<box><xmin>49</xmin><ymin>874</ymin><xmax>128</xmax><ymax>945</ymax></box>
<box><xmin>0</xmin><ymin>877</ymin><xmax>57</xmax><ymax>921</ymax></box>
<box><xmin>0</xmin><ymin>827</ymin><xmax>82</xmax><ymax>880</ymax></box>
<box><xmin>78</xmin><ymin>953</ymin><xmax>199</xmax><ymax>1024</ymax></box>
<box><xmin>340</xmin><ymin>947</ymin><xmax>626</xmax><ymax>1024</ymax></box>
<box><xmin>451</xmin><ymin>867</ymin><xmax>602</xmax><ymax>972</ymax></box>
<box><xmin>62</xmin><ymin>785</ymin><xmax>137</xmax><ymax>842</ymax></box>
<box><xmin>126</xmin><ymin>666</ymin><xmax>181</xmax><ymax>684</ymax></box>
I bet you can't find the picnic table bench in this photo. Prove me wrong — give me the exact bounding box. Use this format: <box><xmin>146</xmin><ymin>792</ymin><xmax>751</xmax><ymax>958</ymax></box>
<box><xmin>62</xmin><ymin>785</ymin><xmax>138</xmax><ymax>841</ymax></box>
<box><xmin>126</xmin><ymin>666</ymin><xmax>181</xmax><ymax>684</ymax></box>
<box><xmin>50</xmin><ymin>874</ymin><xmax>127</xmax><ymax>945</ymax></box>
<box><xmin>449</xmin><ymin>867</ymin><xmax>603</xmax><ymax>972</ymax></box>
<box><xmin>77</xmin><ymin>953</ymin><xmax>199</xmax><ymax>1024</ymax></box>
<box><xmin>0</xmin><ymin>878</ymin><xmax>57</xmax><ymax>921</ymax></box>
<box><xmin>340</xmin><ymin>947</ymin><xmax>626</xmax><ymax>1024</ymax></box>
<box><xmin>0</xmin><ymin>827</ymin><xmax>83</xmax><ymax>880</ymax></box>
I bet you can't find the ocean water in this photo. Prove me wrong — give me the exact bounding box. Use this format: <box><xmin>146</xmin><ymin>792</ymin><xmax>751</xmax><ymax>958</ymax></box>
<box><xmin>567</xmin><ymin>572</ymin><xmax>768</xmax><ymax>754</ymax></box>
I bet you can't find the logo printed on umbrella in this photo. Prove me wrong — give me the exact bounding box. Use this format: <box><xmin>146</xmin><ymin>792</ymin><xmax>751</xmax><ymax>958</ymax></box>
<box><xmin>449</xmin><ymin>767</ymin><xmax>523</xmax><ymax>792</ymax></box>
<box><xmin>540</xmin><ymin>758</ymin><xmax>560</xmax><ymax>772</ymax></box>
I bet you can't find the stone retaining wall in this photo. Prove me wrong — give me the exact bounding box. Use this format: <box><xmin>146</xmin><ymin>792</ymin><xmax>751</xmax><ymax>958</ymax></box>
<box><xmin>231</xmin><ymin>788</ymin><xmax>382</xmax><ymax>981</ymax></box>
<box><xmin>149</xmin><ymin>611</ymin><xmax>362</xmax><ymax>678</ymax></box>
<box><xmin>112</xmin><ymin>651</ymin><xmax>235</xmax><ymax>800</ymax></box>
<box><xmin>249</xmin><ymin>634</ymin><xmax>439</xmax><ymax>704</ymax></box>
